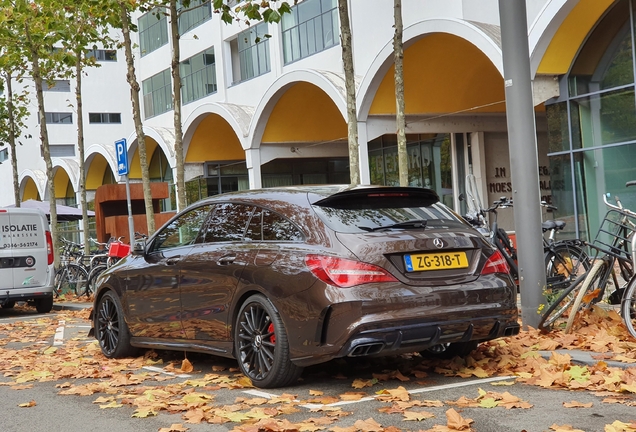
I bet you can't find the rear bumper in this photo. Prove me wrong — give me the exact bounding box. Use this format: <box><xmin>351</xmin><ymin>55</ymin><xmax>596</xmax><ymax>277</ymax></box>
<box><xmin>0</xmin><ymin>286</ymin><xmax>54</xmax><ymax>305</ymax></box>
<box><xmin>291</xmin><ymin>315</ymin><xmax>520</xmax><ymax>367</ymax></box>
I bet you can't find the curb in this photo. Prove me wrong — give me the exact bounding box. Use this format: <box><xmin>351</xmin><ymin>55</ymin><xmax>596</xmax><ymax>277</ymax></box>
<box><xmin>52</xmin><ymin>302</ymin><xmax>93</xmax><ymax>311</ymax></box>
<box><xmin>539</xmin><ymin>349</ymin><xmax>636</xmax><ymax>369</ymax></box>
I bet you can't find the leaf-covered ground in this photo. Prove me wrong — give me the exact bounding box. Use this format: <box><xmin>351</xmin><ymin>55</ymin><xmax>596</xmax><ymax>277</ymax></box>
<box><xmin>1</xmin><ymin>304</ymin><xmax>636</xmax><ymax>432</ymax></box>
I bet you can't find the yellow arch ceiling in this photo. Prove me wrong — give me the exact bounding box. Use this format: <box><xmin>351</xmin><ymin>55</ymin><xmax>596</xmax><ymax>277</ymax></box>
<box><xmin>22</xmin><ymin>178</ymin><xmax>40</xmax><ymax>201</ymax></box>
<box><xmin>186</xmin><ymin>114</ymin><xmax>245</xmax><ymax>162</ymax></box>
<box><xmin>53</xmin><ymin>169</ymin><xmax>72</xmax><ymax>198</ymax></box>
<box><xmin>262</xmin><ymin>82</ymin><xmax>347</xmax><ymax>143</ymax></box>
<box><xmin>129</xmin><ymin>137</ymin><xmax>158</xmax><ymax>179</ymax></box>
<box><xmin>86</xmin><ymin>154</ymin><xmax>112</xmax><ymax>190</ymax></box>
<box><xmin>537</xmin><ymin>0</ymin><xmax>614</xmax><ymax>75</ymax></box>
<box><xmin>370</xmin><ymin>33</ymin><xmax>505</xmax><ymax>115</ymax></box>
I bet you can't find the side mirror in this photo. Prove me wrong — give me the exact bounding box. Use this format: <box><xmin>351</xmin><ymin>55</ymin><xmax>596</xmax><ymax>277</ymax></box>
<box><xmin>132</xmin><ymin>240</ymin><xmax>146</xmax><ymax>255</ymax></box>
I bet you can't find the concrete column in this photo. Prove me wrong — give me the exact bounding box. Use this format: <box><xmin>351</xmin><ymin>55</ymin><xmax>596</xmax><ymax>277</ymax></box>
<box><xmin>358</xmin><ymin>121</ymin><xmax>370</xmax><ymax>184</ymax></box>
<box><xmin>499</xmin><ymin>0</ymin><xmax>546</xmax><ymax>329</ymax></box>
<box><xmin>246</xmin><ymin>148</ymin><xmax>262</xmax><ymax>189</ymax></box>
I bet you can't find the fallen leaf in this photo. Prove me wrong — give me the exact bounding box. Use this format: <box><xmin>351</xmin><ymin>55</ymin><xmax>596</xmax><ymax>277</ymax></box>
<box><xmin>18</xmin><ymin>400</ymin><xmax>36</xmax><ymax>408</ymax></box>
<box><xmin>181</xmin><ymin>358</ymin><xmax>194</xmax><ymax>373</ymax></box>
<box><xmin>563</xmin><ymin>401</ymin><xmax>593</xmax><ymax>408</ymax></box>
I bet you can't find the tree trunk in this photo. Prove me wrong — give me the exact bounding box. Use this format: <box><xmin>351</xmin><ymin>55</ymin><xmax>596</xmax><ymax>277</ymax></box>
<box><xmin>394</xmin><ymin>0</ymin><xmax>408</xmax><ymax>187</ymax></box>
<box><xmin>119</xmin><ymin>1</ymin><xmax>155</xmax><ymax>236</ymax></box>
<box><xmin>75</xmin><ymin>50</ymin><xmax>90</xmax><ymax>252</ymax></box>
<box><xmin>24</xmin><ymin>23</ymin><xmax>59</xmax><ymax>263</ymax></box>
<box><xmin>170</xmin><ymin>0</ymin><xmax>186</xmax><ymax>211</ymax></box>
<box><xmin>337</xmin><ymin>0</ymin><xmax>360</xmax><ymax>185</ymax></box>
<box><xmin>3</xmin><ymin>71</ymin><xmax>21</xmax><ymax>207</ymax></box>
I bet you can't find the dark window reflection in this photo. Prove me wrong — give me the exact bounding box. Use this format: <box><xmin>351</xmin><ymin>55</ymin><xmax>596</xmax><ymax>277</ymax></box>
<box><xmin>262</xmin><ymin>210</ymin><xmax>303</xmax><ymax>241</ymax></box>
<box><xmin>203</xmin><ymin>203</ymin><xmax>254</xmax><ymax>243</ymax></box>
<box><xmin>153</xmin><ymin>204</ymin><xmax>214</xmax><ymax>251</ymax></box>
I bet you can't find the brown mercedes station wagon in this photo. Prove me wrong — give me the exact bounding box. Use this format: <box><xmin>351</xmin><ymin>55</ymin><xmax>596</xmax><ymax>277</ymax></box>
<box><xmin>91</xmin><ymin>185</ymin><xmax>519</xmax><ymax>388</ymax></box>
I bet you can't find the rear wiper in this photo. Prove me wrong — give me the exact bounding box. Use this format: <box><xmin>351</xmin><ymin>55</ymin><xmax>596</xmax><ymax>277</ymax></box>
<box><xmin>358</xmin><ymin>219</ymin><xmax>428</xmax><ymax>232</ymax></box>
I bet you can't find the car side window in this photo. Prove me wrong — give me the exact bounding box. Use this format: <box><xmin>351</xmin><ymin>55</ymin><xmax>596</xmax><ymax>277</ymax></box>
<box><xmin>152</xmin><ymin>204</ymin><xmax>214</xmax><ymax>252</ymax></box>
<box><xmin>202</xmin><ymin>203</ymin><xmax>254</xmax><ymax>243</ymax></box>
<box><xmin>245</xmin><ymin>207</ymin><xmax>262</xmax><ymax>242</ymax></box>
<box><xmin>262</xmin><ymin>209</ymin><xmax>303</xmax><ymax>241</ymax></box>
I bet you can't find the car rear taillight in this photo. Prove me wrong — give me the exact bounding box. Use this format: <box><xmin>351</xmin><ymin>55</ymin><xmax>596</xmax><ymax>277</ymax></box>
<box><xmin>481</xmin><ymin>250</ymin><xmax>509</xmax><ymax>275</ymax></box>
<box><xmin>305</xmin><ymin>254</ymin><xmax>398</xmax><ymax>288</ymax></box>
<box><xmin>45</xmin><ymin>230</ymin><xmax>54</xmax><ymax>265</ymax></box>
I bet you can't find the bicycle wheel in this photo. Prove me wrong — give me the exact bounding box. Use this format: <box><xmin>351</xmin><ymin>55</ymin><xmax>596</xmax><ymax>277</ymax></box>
<box><xmin>545</xmin><ymin>243</ymin><xmax>590</xmax><ymax>295</ymax></box>
<box><xmin>85</xmin><ymin>265</ymin><xmax>107</xmax><ymax>297</ymax></box>
<box><xmin>565</xmin><ymin>259</ymin><xmax>609</xmax><ymax>334</ymax></box>
<box><xmin>56</xmin><ymin>263</ymin><xmax>88</xmax><ymax>297</ymax></box>
<box><xmin>538</xmin><ymin>272</ymin><xmax>587</xmax><ymax>332</ymax></box>
<box><xmin>621</xmin><ymin>275</ymin><xmax>636</xmax><ymax>340</ymax></box>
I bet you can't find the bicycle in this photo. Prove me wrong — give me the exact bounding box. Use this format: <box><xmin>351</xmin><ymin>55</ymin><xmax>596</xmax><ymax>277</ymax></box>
<box><xmin>84</xmin><ymin>236</ymin><xmax>133</xmax><ymax>297</ymax></box>
<box><xmin>54</xmin><ymin>238</ymin><xmax>89</xmax><ymax>298</ymax></box>
<box><xmin>542</xmin><ymin>188</ymin><xmax>636</xmax><ymax>334</ymax></box>
<box><xmin>463</xmin><ymin>196</ymin><xmax>590</xmax><ymax>294</ymax></box>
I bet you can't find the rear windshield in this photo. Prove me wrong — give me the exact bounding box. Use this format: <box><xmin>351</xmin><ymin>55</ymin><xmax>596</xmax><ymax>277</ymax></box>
<box><xmin>312</xmin><ymin>202</ymin><xmax>468</xmax><ymax>234</ymax></box>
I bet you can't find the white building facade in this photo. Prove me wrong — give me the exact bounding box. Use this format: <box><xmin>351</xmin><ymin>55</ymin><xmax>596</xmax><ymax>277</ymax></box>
<box><xmin>2</xmin><ymin>0</ymin><xmax>634</xmax><ymax>242</ymax></box>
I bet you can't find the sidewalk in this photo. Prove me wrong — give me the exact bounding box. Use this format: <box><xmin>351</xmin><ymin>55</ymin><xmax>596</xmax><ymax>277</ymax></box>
<box><xmin>538</xmin><ymin>349</ymin><xmax>635</xmax><ymax>369</ymax></box>
<box><xmin>52</xmin><ymin>300</ymin><xmax>93</xmax><ymax>311</ymax></box>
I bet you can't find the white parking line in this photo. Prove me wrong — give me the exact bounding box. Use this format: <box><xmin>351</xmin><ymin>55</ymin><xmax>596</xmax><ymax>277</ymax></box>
<box><xmin>241</xmin><ymin>375</ymin><xmax>515</xmax><ymax>409</ymax></box>
<box><xmin>53</xmin><ymin>320</ymin><xmax>66</xmax><ymax>346</ymax></box>
<box><xmin>142</xmin><ymin>365</ymin><xmax>192</xmax><ymax>378</ymax></box>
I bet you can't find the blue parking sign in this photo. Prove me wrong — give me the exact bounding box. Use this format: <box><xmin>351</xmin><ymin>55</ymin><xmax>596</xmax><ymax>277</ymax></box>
<box><xmin>115</xmin><ymin>138</ymin><xmax>128</xmax><ymax>176</ymax></box>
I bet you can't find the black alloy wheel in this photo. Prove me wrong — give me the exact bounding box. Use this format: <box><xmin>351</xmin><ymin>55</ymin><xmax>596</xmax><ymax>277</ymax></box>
<box><xmin>235</xmin><ymin>294</ymin><xmax>302</xmax><ymax>388</ymax></box>
<box><xmin>95</xmin><ymin>291</ymin><xmax>136</xmax><ymax>358</ymax></box>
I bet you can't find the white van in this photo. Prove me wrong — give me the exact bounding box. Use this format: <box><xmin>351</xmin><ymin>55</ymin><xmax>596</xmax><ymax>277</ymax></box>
<box><xmin>0</xmin><ymin>208</ymin><xmax>55</xmax><ymax>312</ymax></box>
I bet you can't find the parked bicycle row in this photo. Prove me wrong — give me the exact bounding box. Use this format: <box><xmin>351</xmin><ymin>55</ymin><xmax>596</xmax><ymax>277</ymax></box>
<box><xmin>53</xmin><ymin>234</ymin><xmax>145</xmax><ymax>298</ymax></box>
<box><xmin>464</xmin><ymin>175</ymin><xmax>636</xmax><ymax>340</ymax></box>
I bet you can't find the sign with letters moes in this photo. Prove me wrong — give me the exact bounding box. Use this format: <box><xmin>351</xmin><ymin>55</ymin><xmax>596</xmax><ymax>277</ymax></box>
<box><xmin>115</xmin><ymin>138</ymin><xmax>129</xmax><ymax>176</ymax></box>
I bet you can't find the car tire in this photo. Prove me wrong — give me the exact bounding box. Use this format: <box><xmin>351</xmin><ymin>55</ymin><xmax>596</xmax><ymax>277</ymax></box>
<box><xmin>35</xmin><ymin>296</ymin><xmax>53</xmax><ymax>313</ymax></box>
<box><xmin>422</xmin><ymin>341</ymin><xmax>479</xmax><ymax>359</ymax></box>
<box><xmin>1</xmin><ymin>301</ymin><xmax>16</xmax><ymax>309</ymax></box>
<box><xmin>95</xmin><ymin>291</ymin><xmax>137</xmax><ymax>358</ymax></box>
<box><xmin>234</xmin><ymin>294</ymin><xmax>303</xmax><ymax>388</ymax></box>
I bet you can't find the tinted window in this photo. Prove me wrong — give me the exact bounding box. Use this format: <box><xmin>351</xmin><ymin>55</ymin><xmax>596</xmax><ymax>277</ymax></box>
<box><xmin>243</xmin><ymin>207</ymin><xmax>303</xmax><ymax>242</ymax></box>
<box><xmin>152</xmin><ymin>204</ymin><xmax>213</xmax><ymax>251</ymax></box>
<box><xmin>313</xmin><ymin>203</ymin><xmax>466</xmax><ymax>234</ymax></box>
<box><xmin>262</xmin><ymin>210</ymin><xmax>303</xmax><ymax>241</ymax></box>
<box><xmin>203</xmin><ymin>203</ymin><xmax>254</xmax><ymax>243</ymax></box>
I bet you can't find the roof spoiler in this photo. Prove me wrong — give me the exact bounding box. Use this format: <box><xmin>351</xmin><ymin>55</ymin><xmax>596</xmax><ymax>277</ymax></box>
<box><xmin>312</xmin><ymin>187</ymin><xmax>440</xmax><ymax>210</ymax></box>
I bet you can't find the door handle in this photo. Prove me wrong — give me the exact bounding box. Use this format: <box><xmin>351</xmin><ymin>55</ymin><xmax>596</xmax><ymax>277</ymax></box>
<box><xmin>166</xmin><ymin>256</ymin><xmax>181</xmax><ymax>265</ymax></box>
<box><xmin>218</xmin><ymin>255</ymin><xmax>236</xmax><ymax>265</ymax></box>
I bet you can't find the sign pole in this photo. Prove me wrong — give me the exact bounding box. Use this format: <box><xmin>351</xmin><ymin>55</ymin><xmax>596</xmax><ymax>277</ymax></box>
<box><xmin>115</xmin><ymin>138</ymin><xmax>135</xmax><ymax>245</ymax></box>
<box><xmin>124</xmin><ymin>174</ymin><xmax>135</xmax><ymax>246</ymax></box>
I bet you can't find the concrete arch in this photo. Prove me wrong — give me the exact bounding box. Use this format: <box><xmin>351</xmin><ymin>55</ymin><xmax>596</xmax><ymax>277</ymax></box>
<box><xmin>357</xmin><ymin>18</ymin><xmax>503</xmax><ymax>121</ymax></box>
<box><xmin>182</xmin><ymin>102</ymin><xmax>252</xmax><ymax>158</ymax></box>
<box><xmin>52</xmin><ymin>158</ymin><xmax>80</xmax><ymax>194</ymax></box>
<box><xmin>127</xmin><ymin>126</ymin><xmax>176</xmax><ymax>172</ymax></box>
<box><xmin>19</xmin><ymin>169</ymin><xmax>46</xmax><ymax>202</ymax></box>
<box><xmin>248</xmin><ymin>69</ymin><xmax>348</xmax><ymax>150</ymax></box>
<box><xmin>528</xmin><ymin>0</ymin><xmax>574</xmax><ymax>76</ymax></box>
<box><xmin>85</xmin><ymin>144</ymin><xmax>118</xmax><ymax>179</ymax></box>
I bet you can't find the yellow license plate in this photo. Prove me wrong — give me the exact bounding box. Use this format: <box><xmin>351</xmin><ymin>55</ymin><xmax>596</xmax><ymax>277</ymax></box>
<box><xmin>404</xmin><ymin>251</ymin><xmax>469</xmax><ymax>272</ymax></box>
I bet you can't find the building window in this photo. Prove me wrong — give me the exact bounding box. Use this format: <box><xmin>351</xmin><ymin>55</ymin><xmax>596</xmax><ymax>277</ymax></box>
<box><xmin>44</xmin><ymin>80</ymin><xmax>71</xmax><ymax>92</ymax></box>
<box><xmin>142</xmin><ymin>69</ymin><xmax>172</xmax><ymax>119</ymax></box>
<box><xmin>236</xmin><ymin>22</ymin><xmax>270</xmax><ymax>82</ymax></box>
<box><xmin>44</xmin><ymin>112</ymin><xmax>73</xmax><ymax>124</ymax></box>
<box><xmin>89</xmin><ymin>113</ymin><xmax>122</xmax><ymax>124</ymax></box>
<box><xmin>0</xmin><ymin>148</ymin><xmax>8</xmax><ymax>163</ymax></box>
<box><xmin>546</xmin><ymin>0</ymin><xmax>636</xmax><ymax>242</ymax></box>
<box><xmin>49</xmin><ymin>144</ymin><xmax>75</xmax><ymax>157</ymax></box>
<box><xmin>178</xmin><ymin>0</ymin><xmax>212</xmax><ymax>34</ymax></box>
<box><xmin>181</xmin><ymin>47</ymin><xmax>217</xmax><ymax>104</ymax></box>
<box><xmin>282</xmin><ymin>0</ymin><xmax>338</xmax><ymax>64</ymax></box>
<box><xmin>86</xmin><ymin>49</ymin><xmax>117</xmax><ymax>61</ymax></box>
<box><xmin>139</xmin><ymin>8</ymin><xmax>168</xmax><ymax>56</ymax></box>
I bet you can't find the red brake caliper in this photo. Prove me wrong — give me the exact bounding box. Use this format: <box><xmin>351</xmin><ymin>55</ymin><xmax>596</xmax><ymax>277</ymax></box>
<box><xmin>268</xmin><ymin>323</ymin><xmax>276</xmax><ymax>344</ymax></box>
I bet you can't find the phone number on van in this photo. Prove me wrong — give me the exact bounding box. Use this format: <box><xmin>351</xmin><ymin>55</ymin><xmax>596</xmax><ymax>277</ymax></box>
<box><xmin>2</xmin><ymin>242</ymin><xmax>39</xmax><ymax>248</ymax></box>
